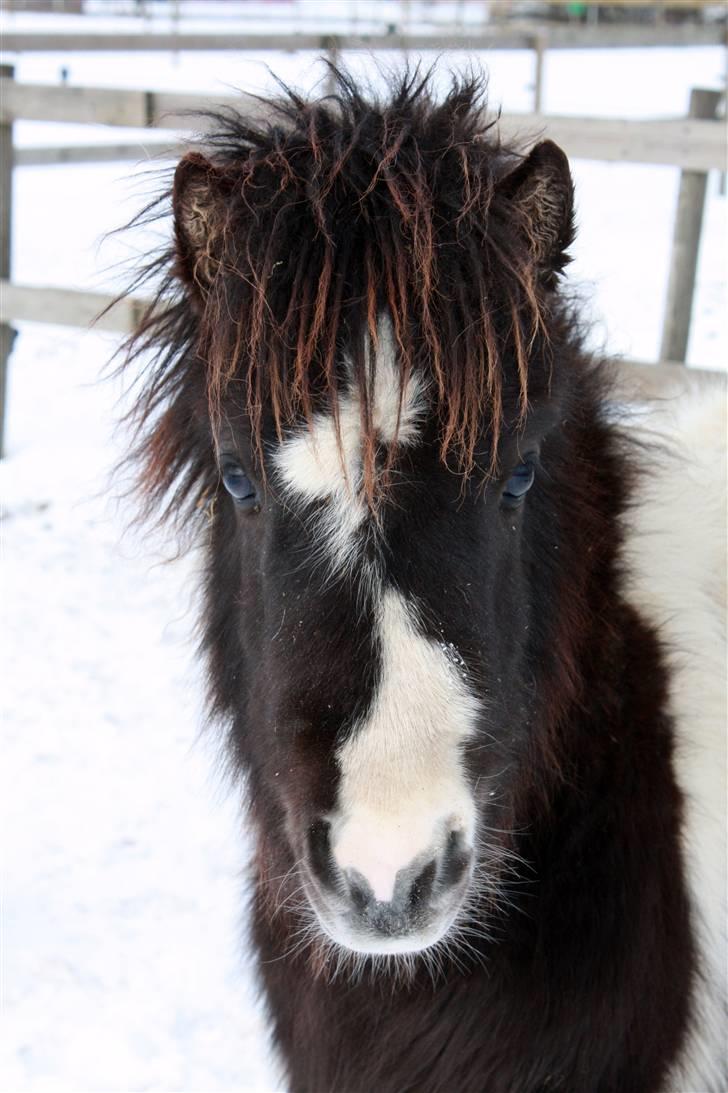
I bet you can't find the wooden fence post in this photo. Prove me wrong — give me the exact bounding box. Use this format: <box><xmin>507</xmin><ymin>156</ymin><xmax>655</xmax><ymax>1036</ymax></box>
<box><xmin>0</xmin><ymin>63</ymin><xmax>17</xmax><ymax>459</ymax></box>
<box><xmin>659</xmin><ymin>87</ymin><xmax>722</xmax><ymax>364</ymax></box>
<box><xmin>533</xmin><ymin>33</ymin><xmax>545</xmax><ymax>114</ymax></box>
<box><xmin>323</xmin><ymin>36</ymin><xmax>340</xmax><ymax>95</ymax></box>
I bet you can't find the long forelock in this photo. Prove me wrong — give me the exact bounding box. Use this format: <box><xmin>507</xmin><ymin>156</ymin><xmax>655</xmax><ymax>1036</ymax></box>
<box><xmin>123</xmin><ymin>67</ymin><xmax>552</xmax><ymax>524</ymax></box>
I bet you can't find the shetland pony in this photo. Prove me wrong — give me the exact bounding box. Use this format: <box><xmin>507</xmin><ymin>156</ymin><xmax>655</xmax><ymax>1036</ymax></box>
<box><xmin>121</xmin><ymin>71</ymin><xmax>726</xmax><ymax>1092</ymax></box>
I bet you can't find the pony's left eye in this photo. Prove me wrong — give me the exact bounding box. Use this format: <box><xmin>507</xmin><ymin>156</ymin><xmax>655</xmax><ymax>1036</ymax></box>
<box><xmin>502</xmin><ymin>461</ymin><xmax>535</xmax><ymax>505</ymax></box>
<box><xmin>221</xmin><ymin>463</ymin><xmax>259</xmax><ymax>512</ymax></box>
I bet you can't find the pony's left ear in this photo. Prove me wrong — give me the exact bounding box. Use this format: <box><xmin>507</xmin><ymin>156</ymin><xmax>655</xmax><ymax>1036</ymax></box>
<box><xmin>499</xmin><ymin>140</ymin><xmax>574</xmax><ymax>278</ymax></box>
<box><xmin>172</xmin><ymin>151</ymin><xmax>230</xmax><ymax>298</ymax></box>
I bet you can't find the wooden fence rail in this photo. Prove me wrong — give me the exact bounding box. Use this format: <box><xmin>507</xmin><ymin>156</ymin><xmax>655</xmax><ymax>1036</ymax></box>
<box><xmin>2</xmin><ymin>79</ymin><xmax>725</xmax><ymax>172</ymax></box>
<box><xmin>14</xmin><ymin>140</ymin><xmax>178</xmax><ymax>166</ymax></box>
<box><xmin>0</xmin><ymin>280</ymin><xmax>140</xmax><ymax>333</ymax></box>
<box><xmin>4</xmin><ymin>278</ymin><xmax>722</xmax><ymax>402</ymax></box>
<box><xmin>1</xmin><ymin>24</ymin><xmax>725</xmax><ymax>53</ymax></box>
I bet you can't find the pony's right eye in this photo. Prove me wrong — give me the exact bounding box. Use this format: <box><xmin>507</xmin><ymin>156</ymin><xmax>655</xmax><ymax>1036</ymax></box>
<box><xmin>501</xmin><ymin>461</ymin><xmax>536</xmax><ymax>506</ymax></box>
<box><xmin>221</xmin><ymin>463</ymin><xmax>259</xmax><ymax>512</ymax></box>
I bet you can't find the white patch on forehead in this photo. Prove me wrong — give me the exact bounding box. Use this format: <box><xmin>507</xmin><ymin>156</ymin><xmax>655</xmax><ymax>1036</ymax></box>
<box><xmin>272</xmin><ymin>315</ymin><xmax>425</xmax><ymax>572</ymax></box>
<box><xmin>330</xmin><ymin>588</ymin><xmax>479</xmax><ymax>903</ymax></box>
<box><xmin>368</xmin><ymin>317</ymin><xmax>424</xmax><ymax>447</ymax></box>
<box><xmin>273</xmin><ymin>392</ymin><xmax>365</xmax><ymax>506</ymax></box>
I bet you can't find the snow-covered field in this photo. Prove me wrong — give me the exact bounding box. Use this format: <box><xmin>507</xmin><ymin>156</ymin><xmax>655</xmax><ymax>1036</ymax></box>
<box><xmin>1</xmin><ymin>17</ymin><xmax>726</xmax><ymax>1093</ymax></box>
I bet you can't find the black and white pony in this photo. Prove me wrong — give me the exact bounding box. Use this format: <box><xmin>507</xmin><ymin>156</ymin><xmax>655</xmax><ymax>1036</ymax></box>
<box><xmin>122</xmin><ymin>71</ymin><xmax>726</xmax><ymax>1092</ymax></box>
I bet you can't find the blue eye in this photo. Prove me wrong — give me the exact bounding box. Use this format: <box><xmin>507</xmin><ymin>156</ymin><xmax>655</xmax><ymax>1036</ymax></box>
<box><xmin>502</xmin><ymin>461</ymin><xmax>535</xmax><ymax>505</ymax></box>
<box><xmin>221</xmin><ymin>463</ymin><xmax>258</xmax><ymax>512</ymax></box>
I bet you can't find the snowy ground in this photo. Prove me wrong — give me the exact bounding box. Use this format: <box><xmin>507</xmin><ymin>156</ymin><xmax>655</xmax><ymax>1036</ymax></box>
<box><xmin>1</xmin><ymin>23</ymin><xmax>726</xmax><ymax>1093</ymax></box>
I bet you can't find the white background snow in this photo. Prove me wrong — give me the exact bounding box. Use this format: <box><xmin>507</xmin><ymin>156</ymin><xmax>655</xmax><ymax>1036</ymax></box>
<box><xmin>1</xmin><ymin>4</ymin><xmax>726</xmax><ymax>1090</ymax></box>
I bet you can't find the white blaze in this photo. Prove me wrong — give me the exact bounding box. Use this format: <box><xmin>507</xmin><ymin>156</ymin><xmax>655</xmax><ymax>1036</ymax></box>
<box><xmin>273</xmin><ymin>313</ymin><xmax>479</xmax><ymax>906</ymax></box>
<box><xmin>331</xmin><ymin>588</ymin><xmax>479</xmax><ymax>902</ymax></box>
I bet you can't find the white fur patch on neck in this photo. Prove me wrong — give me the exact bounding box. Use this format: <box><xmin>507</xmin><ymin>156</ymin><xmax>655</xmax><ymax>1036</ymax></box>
<box><xmin>272</xmin><ymin>315</ymin><xmax>424</xmax><ymax>573</ymax></box>
<box><xmin>623</xmin><ymin>385</ymin><xmax>727</xmax><ymax>1092</ymax></box>
<box><xmin>330</xmin><ymin>587</ymin><xmax>479</xmax><ymax>903</ymax></box>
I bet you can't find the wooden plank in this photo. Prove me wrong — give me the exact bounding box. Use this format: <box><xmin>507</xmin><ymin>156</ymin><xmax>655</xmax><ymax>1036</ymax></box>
<box><xmin>1</xmin><ymin>282</ymin><xmax>725</xmax><ymax>401</ymax></box>
<box><xmin>0</xmin><ymin>76</ymin><xmax>11</xmax><ymax>274</ymax></box>
<box><xmin>14</xmin><ymin>140</ymin><xmax>183</xmax><ymax>166</ymax></box>
<box><xmin>1</xmin><ymin>80</ymin><xmax>725</xmax><ymax>171</ymax></box>
<box><xmin>532</xmin><ymin>33</ymin><xmax>545</xmax><ymax>114</ymax></box>
<box><xmin>0</xmin><ymin>25</ymin><xmax>724</xmax><ymax>52</ymax></box>
<box><xmin>149</xmin><ymin>88</ymin><xmax>267</xmax><ymax>129</ymax></box>
<box><xmin>8</xmin><ymin>120</ymin><xmax>727</xmax><ymax>174</ymax></box>
<box><xmin>498</xmin><ymin>112</ymin><xmax>725</xmax><ymax>172</ymax></box>
<box><xmin>0</xmin><ymin>63</ymin><xmax>15</xmax><ymax>457</ymax></box>
<box><xmin>614</xmin><ymin>359</ymin><xmax>727</xmax><ymax>400</ymax></box>
<box><xmin>0</xmin><ymin>78</ymin><xmax>256</xmax><ymax>129</ymax></box>
<box><xmin>0</xmin><ymin>78</ymin><xmax>148</xmax><ymax>126</ymax></box>
<box><xmin>659</xmin><ymin>88</ymin><xmax>723</xmax><ymax>363</ymax></box>
<box><xmin>2</xmin><ymin>279</ymin><xmax>725</xmax><ymax>409</ymax></box>
<box><xmin>1</xmin><ymin>31</ymin><xmax>482</xmax><ymax>54</ymax></box>
<box><xmin>2</xmin><ymin>0</ymin><xmax>83</xmax><ymax>11</ymax></box>
<box><xmin>0</xmin><ymin>281</ymin><xmax>144</xmax><ymax>333</ymax></box>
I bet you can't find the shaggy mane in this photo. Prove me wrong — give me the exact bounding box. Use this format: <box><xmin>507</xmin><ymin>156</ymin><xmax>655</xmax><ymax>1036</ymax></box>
<box><xmin>119</xmin><ymin>67</ymin><xmax>560</xmax><ymax>521</ymax></box>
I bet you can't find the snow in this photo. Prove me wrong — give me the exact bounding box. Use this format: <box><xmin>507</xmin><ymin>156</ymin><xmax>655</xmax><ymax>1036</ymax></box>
<box><xmin>1</xmin><ymin>327</ymin><xmax>275</xmax><ymax>1093</ymax></box>
<box><xmin>1</xmin><ymin>23</ymin><xmax>726</xmax><ymax>1093</ymax></box>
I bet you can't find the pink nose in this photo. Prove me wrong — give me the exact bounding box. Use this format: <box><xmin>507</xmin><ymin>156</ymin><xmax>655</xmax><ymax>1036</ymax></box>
<box><xmin>306</xmin><ymin>821</ymin><xmax>472</xmax><ymax>950</ymax></box>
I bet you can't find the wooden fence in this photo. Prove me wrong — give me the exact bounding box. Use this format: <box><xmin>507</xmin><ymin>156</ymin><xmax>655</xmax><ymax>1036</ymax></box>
<box><xmin>0</xmin><ymin>61</ymin><xmax>725</xmax><ymax>451</ymax></box>
<box><xmin>1</xmin><ymin>77</ymin><xmax>725</xmax><ymax>169</ymax></box>
<box><xmin>1</xmin><ymin>23</ymin><xmax>726</xmax><ymax>53</ymax></box>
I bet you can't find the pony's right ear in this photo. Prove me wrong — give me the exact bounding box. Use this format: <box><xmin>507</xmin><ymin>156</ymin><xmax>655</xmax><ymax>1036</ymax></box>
<box><xmin>499</xmin><ymin>140</ymin><xmax>574</xmax><ymax>280</ymax></box>
<box><xmin>172</xmin><ymin>152</ymin><xmax>228</xmax><ymax>297</ymax></box>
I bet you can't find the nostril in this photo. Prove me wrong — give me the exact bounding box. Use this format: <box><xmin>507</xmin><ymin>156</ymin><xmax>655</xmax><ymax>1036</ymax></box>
<box><xmin>407</xmin><ymin>859</ymin><xmax>437</xmax><ymax>910</ymax></box>
<box><xmin>439</xmin><ymin>828</ymin><xmax>471</xmax><ymax>890</ymax></box>
<box><xmin>345</xmin><ymin>870</ymin><xmax>373</xmax><ymax>912</ymax></box>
